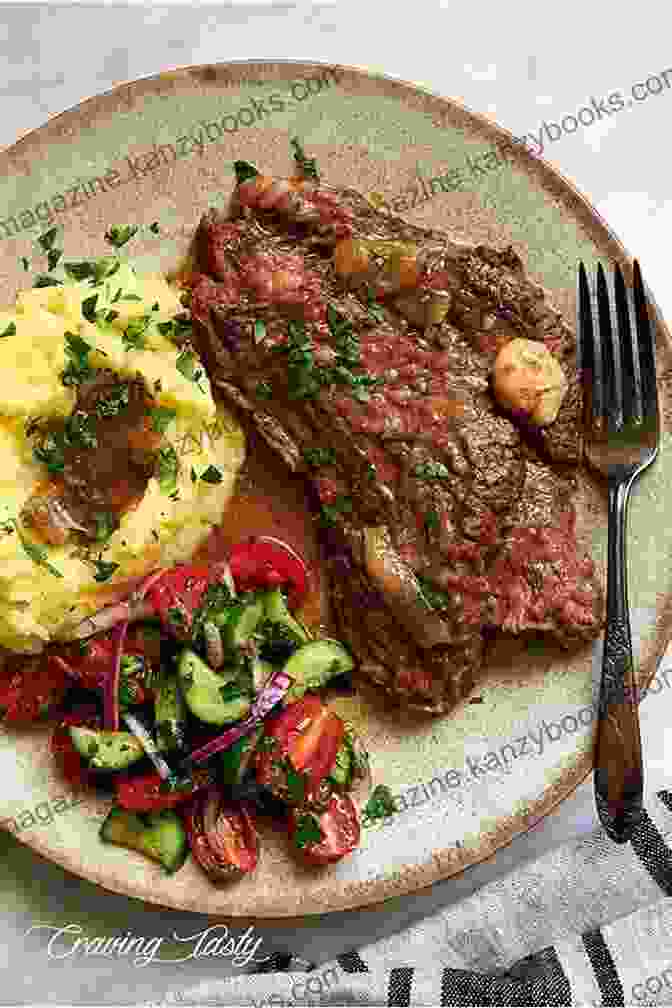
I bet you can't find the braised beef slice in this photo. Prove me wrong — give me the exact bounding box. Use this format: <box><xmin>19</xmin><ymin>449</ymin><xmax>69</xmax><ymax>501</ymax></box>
<box><xmin>190</xmin><ymin>187</ymin><xmax>603</xmax><ymax>714</ymax></box>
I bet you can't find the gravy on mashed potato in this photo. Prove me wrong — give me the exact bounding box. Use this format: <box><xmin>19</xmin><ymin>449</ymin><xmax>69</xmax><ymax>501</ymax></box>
<box><xmin>0</xmin><ymin>256</ymin><xmax>244</xmax><ymax>653</ymax></box>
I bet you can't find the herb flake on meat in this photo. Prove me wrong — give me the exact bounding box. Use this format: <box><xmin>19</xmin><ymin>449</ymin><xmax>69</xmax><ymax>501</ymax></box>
<box><xmin>0</xmin><ymin>322</ymin><xmax>16</xmax><ymax>339</ymax></box>
<box><xmin>94</xmin><ymin>384</ymin><xmax>130</xmax><ymax>417</ymax></box>
<box><xmin>412</xmin><ymin>460</ymin><xmax>451</xmax><ymax>480</ymax></box>
<box><xmin>61</xmin><ymin>332</ymin><xmax>93</xmax><ymax>387</ymax></box>
<box><xmin>93</xmin><ymin>558</ymin><xmax>120</xmax><ymax>582</ymax></box>
<box><xmin>233</xmin><ymin>160</ymin><xmax>259</xmax><ymax>184</ymax></box>
<box><xmin>38</xmin><ymin>228</ymin><xmax>59</xmax><ymax>252</ymax></box>
<box><xmin>303</xmin><ymin>446</ymin><xmax>336</xmax><ymax>468</ymax></box>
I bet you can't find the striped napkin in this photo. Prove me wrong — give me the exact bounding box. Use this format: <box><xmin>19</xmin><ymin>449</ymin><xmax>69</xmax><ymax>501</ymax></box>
<box><xmin>152</xmin><ymin>787</ymin><xmax>672</xmax><ymax>1007</ymax></box>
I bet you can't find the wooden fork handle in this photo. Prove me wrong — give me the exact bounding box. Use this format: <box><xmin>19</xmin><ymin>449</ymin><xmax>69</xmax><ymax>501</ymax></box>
<box><xmin>594</xmin><ymin>478</ymin><xmax>645</xmax><ymax>843</ymax></box>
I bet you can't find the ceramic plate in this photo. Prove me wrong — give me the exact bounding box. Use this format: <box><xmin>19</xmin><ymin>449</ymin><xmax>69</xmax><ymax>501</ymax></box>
<box><xmin>0</xmin><ymin>61</ymin><xmax>670</xmax><ymax>918</ymax></box>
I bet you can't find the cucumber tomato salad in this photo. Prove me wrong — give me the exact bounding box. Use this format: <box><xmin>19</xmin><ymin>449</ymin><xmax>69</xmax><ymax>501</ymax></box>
<box><xmin>1</xmin><ymin>536</ymin><xmax>371</xmax><ymax>880</ymax></box>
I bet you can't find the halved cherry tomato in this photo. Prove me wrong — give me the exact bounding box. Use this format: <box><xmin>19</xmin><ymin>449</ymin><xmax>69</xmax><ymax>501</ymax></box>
<box><xmin>50</xmin><ymin>705</ymin><xmax>100</xmax><ymax>790</ymax></box>
<box><xmin>254</xmin><ymin>694</ymin><xmax>344</xmax><ymax>805</ymax></box>
<box><xmin>183</xmin><ymin>792</ymin><xmax>259</xmax><ymax>881</ymax></box>
<box><xmin>115</xmin><ymin>771</ymin><xmax>206</xmax><ymax>812</ymax></box>
<box><xmin>227</xmin><ymin>536</ymin><xmax>308</xmax><ymax>609</ymax></box>
<box><xmin>144</xmin><ymin>564</ymin><xmax>216</xmax><ymax>638</ymax></box>
<box><xmin>59</xmin><ymin>628</ymin><xmax>159</xmax><ymax>701</ymax></box>
<box><xmin>289</xmin><ymin>793</ymin><xmax>360</xmax><ymax>865</ymax></box>
<box><xmin>0</xmin><ymin>653</ymin><xmax>70</xmax><ymax>724</ymax></box>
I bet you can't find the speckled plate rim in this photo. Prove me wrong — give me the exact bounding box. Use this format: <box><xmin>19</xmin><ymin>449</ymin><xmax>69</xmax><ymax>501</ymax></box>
<box><xmin>0</xmin><ymin>59</ymin><xmax>669</xmax><ymax>919</ymax></box>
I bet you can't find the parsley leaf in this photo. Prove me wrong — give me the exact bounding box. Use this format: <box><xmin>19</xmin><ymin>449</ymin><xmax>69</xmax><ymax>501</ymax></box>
<box><xmin>148</xmin><ymin>406</ymin><xmax>177</xmax><ymax>434</ymax></box>
<box><xmin>233</xmin><ymin>160</ymin><xmax>259</xmax><ymax>184</ymax></box>
<box><xmin>93</xmin><ymin>510</ymin><xmax>116</xmax><ymax>543</ymax></box>
<box><xmin>122</xmin><ymin>314</ymin><xmax>150</xmax><ymax>350</ymax></box>
<box><xmin>38</xmin><ymin>227</ymin><xmax>59</xmax><ymax>252</ymax></box>
<box><xmin>157</xmin><ymin>317</ymin><xmax>193</xmax><ymax>343</ymax></box>
<box><xmin>81</xmin><ymin>294</ymin><xmax>99</xmax><ymax>322</ymax></box>
<box><xmin>93</xmin><ymin>558</ymin><xmax>119</xmax><ymax>582</ymax></box>
<box><xmin>176</xmin><ymin>349</ymin><xmax>205</xmax><ymax>391</ymax></box>
<box><xmin>104</xmin><ymin>225</ymin><xmax>138</xmax><ymax>248</ymax></box>
<box><xmin>284</xmin><ymin>758</ymin><xmax>307</xmax><ymax>804</ymax></box>
<box><xmin>362</xmin><ymin>784</ymin><xmax>397</xmax><ymax>824</ymax></box>
<box><xmin>20</xmin><ymin>257</ymin><xmax>29</xmax><ymax>271</ymax></box>
<box><xmin>47</xmin><ymin>249</ymin><xmax>62</xmax><ymax>271</ymax></box>
<box><xmin>33</xmin><ymin>275</ymin><xmax>62</xmax><ymax>288</ymax></box>
<box><xmin>60</xmin><ymin>332</ymin><xmax>93</xmax><ymax>387</ymax></box>
<box><xmin>65</xmin><ymin>410</ymin><xmax>97</xmax><ymax>449</ymax></box>
<box><xmin>218</xmin><ymin>682</ymin><xmax>243</xmax><ymax>703</ymax></box>
<box><xmin>33</xmin><ymin>431</ymin><xmax>65</xmax><ymax>473</ymax></box>
<box><xmin>254</xmin><ymin>382</ymin><xmax>272</xmax><ymax>400</ymax></box>
<box><xmin>199</xmin><ymin>465</ymin><xmax>223</xmax><ymax>484</ymax></box>
<box><xmin>253</xmin><ymin>319</ymin><xmax>267</xmax><ymax>343</ymax></box>
<box><xmin>94</xmin><ymin>383</ymin><xmax>130</xmax><ymax>417</ymax></box>
<box><xmin>13</xmin><ymin>521</ymin><xmax>63</xmax><ymax>578</ymax></box>
<box><xmin>417</xmin><ymin>576</ymin><xmax>452</xmax><ymax>610</ymax></box>
<box><xmin>0</xmin><ymin>322</ymin><xmax>16</xmax><ymax>339</ymax></box>
<box><xmin>149</xmin><ymin>222</ymin><xmax>160</xmax><ymax>235</ymax></box>
<box><xmin>424</xmin><ymin>508</ymin><xmax>440</xmax><ymax>532</ymax></box>
<box><xmin>156</xmin><ymin>444</ymin><xmax>179</xmax><ymax>494</ymax></box>
<box><xmin>302</xmin><ymin>446</ymin><xmax>336</xmax><ymax>468</ymax></box>
<box><xmin>293</xmin><ymin>812</ymin><xmax>323</xmax><ymax>849</ymax></box>
<box><xmin>290</xmin><ymin>137</ymin><xmax>320</xmax><ymax>181</ymax></box>
<box><xmin>412</xmin><ymin>460</ymin><xmax>451</xmax><ymax>480</ymax></box>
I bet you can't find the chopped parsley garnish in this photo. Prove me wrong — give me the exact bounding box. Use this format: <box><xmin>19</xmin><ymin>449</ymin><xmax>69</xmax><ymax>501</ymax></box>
<box><xmin>199</xmin><ymin>465</ymin><xmax>223</xmax><ymax>484</ymax></box>
<box><xmin>364</xmin><ymin>285</ymin><xmax>385</xmax><ymax>323</ymax></box>
<box><xmin>20</xmin><ymin>257</ymin><xmax>29</xmax><ymax>271</ymax></box>
<box><xmin>176</xmin><ymin>349</ymin><xmax>205</xmax><ymax>391</ymax></box>
<box><xmin>366</xmin><ymin>462</ymin><xmax>377</xmax><ymax>480</ymax></box>
<box><xmin>38</xmin><ymin>227</ymin><xmax>59</xmax><ymax>252</ymax></box>
<box><xmin>362</xmin><ymin>784</ymin><xmax>397</xmax><ymax>824</ymax></box>
<box><xmin>233</xmin><ymin>160</ymin><xmax>259</xmax><ymax>184</ymax></box>
<box><xmin>253</xmin><ymin>319</ymin><xmax>267</xmax><ymax>343</ymax></box>
<box><xmin>417</xmin><ymin>576</ymin><xmax>452</xmax><ymax>610</ymax></box>
<box><xmin>81</xmin><ymin>294</ymin><xmax>99</xmax><ymax>322</ymax></box>
<box><xmin>157</xmin><ymin>317</ymin><xmax>193</xmax><ymax>343</ymax></box>
<box><xmin>290</xmin><ymin>137</ymin><xmax>320</xmax><ymax>181</ymax></box>
<box><xmin>12</xmin><ymin>520</ymin><xmax>63</xmax><ymax>578</ymax></box>
<box><xmin>33</xmin><ymin>275</ymin><xmax>62</xmax><ymax>288</ymax></box>
<box><xmin>327</xmin><ymin>305</ymin><xmax>360</xmax><ymax>367</ymax></box>
<box><xmin>65</xmin><ymin>410</ymin><xmax>97</xmax><ymax>449</ymax></box>
<box><xmin>149</xmin><ymin>222</ymin><xmax>160</xmax><ymax>235</ymax></box>
<box><xmin>190</xmin><ymin>467</ymin><xmax>197</xmax><ymax>483</ymax></box>
<box><xmin>120</xmin><ymin>293</ymin><xmax>142</xmax><ymax>303</ymax></box>
<box><xmin>255</xmin><ymin>382</ymin><xmax>272</xmax><ymax>400</ymax></box>
<box><xmin>167</xmin><ymin>606</ymin><xmax>186</xmax><ymax>628</ymax></box>
<box><xmin>94</xmin><ymin>383</ymin><xmax>129</xmax><ymax>417</ymax></box>
<box><xmin>33</xmin><ymin>432</ymin><xmax>65</xmax><ymax>473</ymax></box>
<box><xmin>0</xmin><ymin>322</ymin><xmax>16</xmax><ymax>339</ymax></box>
<box><xmin>156</xmin><ymin>444</ymin><xmax>179</xmax><ymax>494</ymax></box>
<box><xmin>303</xmin><ymin>446</ymin><xmax>336</xmax><ymax>468</ymax></box>
<box><xmin>284</xmin><ymin>758</ymin><xmax>307</xmax><ymax>804</ymax></box>
<box><xmin>93</xmin><ymin>558</ymin><xmax>119</xmax><ymax>582</ymax></box>
<box><xmin>281</xmin><ymin>320</ymin><xmax>320</xmax><ymax>400</ymax></box>
<box><xmin>47</xmin><ymin>249</ymin><xmax>62</xmax><ymax>271</ymax></box>
<box><xmin>104</xmin><ymin>225</ymin><xmax>138</xmax><ymax>248</ymax></box>
<box><xmin>293</xmin><ymin>812</ymin><xmax>323</xmax><ymax>849</ymax></box>
<box><xmin>61</xmin><ymin>331</ymin><xmax>93</xmax><ymax>387</ymax></box>
<box><xmin>148</xmin><ymin>406</ymin><xmax>177</xmax><ymax>434</ymax></box>
<box><xmin>320</xmin><ymin>495</ymin><xmax>353</xmax><ymax>527</ymax></box>
<box><xmin>93</xmin><ymin>510</ymin><xmax>116</xmax><ymax>543</ymax></box>
<box><xmin>412</xmin><ymin>460</ymin><xmax>451</xmax><ymax>480</ymax></box>
<box><xmin>424</xmin><ymin>508</ymin><xmax>440</xmax><ymax>532</ymax></box>
<box><xmin>122</xmin><ymin>314</ymin><xmax>151</xmax><ymax>350</ymax></box>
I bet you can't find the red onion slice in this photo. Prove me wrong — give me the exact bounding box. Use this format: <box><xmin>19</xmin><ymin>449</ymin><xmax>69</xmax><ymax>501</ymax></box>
<box><xmin>188</xmin><ymin>670</ymin><xmax>291</xmax><ymax>764</ymax></box>
<box><xmin>104</xmin><ymin>619</ymin><xmax>127</xmax><ymax>731</ymax></box>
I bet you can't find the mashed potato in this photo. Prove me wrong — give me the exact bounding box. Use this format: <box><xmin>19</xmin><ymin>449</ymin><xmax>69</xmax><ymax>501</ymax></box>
<box><xmin>0</xmin><ymin>256</ymin><xmax>245</xmax><ymax>652</ymax></box>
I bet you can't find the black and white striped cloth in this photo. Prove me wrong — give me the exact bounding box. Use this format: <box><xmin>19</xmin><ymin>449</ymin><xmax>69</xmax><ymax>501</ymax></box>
<box><xmin>157</xmin><ymin>788</ymin><xmax>672</xmax><ymax>1006</ymax></box>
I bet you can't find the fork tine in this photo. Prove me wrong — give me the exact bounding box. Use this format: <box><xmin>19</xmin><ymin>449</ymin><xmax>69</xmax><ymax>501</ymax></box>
<box><xmin>578</xmin><ymin>262</ymin><xmax>603</xmax><ymax>423</ymax></box>
<box><xmin>613</xmin><ymin>263</ymin><xmax>641</xmax><ymax>423</ymax></box>
<box><xmin>632</xmin><ymin>260</ymin><xmax>658</xmax><ymax>421</ymax></box>
<box><xmin>597</xmin><ymin>262</ymin><xmax>623</xmax><ymax>430</ymax></box>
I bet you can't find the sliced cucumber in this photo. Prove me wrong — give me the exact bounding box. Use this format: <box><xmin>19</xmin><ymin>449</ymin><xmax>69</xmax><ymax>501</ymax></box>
<box><xmin>99</xmin><ymin>807</ymin><xmax>188</xmax><ymax>873</ymax></box>
<box><xmin>283</xmin><ymin>639</ymin><xmax>354</xmax><ymax>703</ymax></box>
<box><xmin>154</xmin><ymin>675</ymin><xmax>187</xmax><ymax>751</ymax></box>
<box><xmin>178</xmin><ymin>648</ymin><xmax>251</xmax><ymax>726</ymax></box>
<box><xmin>218</xmin><ymin>596</ymin><xmax>265</xmax><ymax>647</ymax></box>
<box><xmin>218</xmin><ymin>725</ymin><xmax>263</xmax><ymax>793</ymax></box>
<box><xmin>69</xmin><ymin>727</ymin><xmax>145</xmax><ymax>770</ymax></box>
<box><xmin>263</xmin><ymin>589</ymin><xmax>310</xmax><ymax>644</ymax></box>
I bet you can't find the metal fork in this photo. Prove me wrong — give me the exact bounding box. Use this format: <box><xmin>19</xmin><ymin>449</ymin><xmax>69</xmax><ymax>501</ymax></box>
<box><xmin>578</xmin><ymin>259</ymin><xmax>660</xmax><ymax>844</ymax></box>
